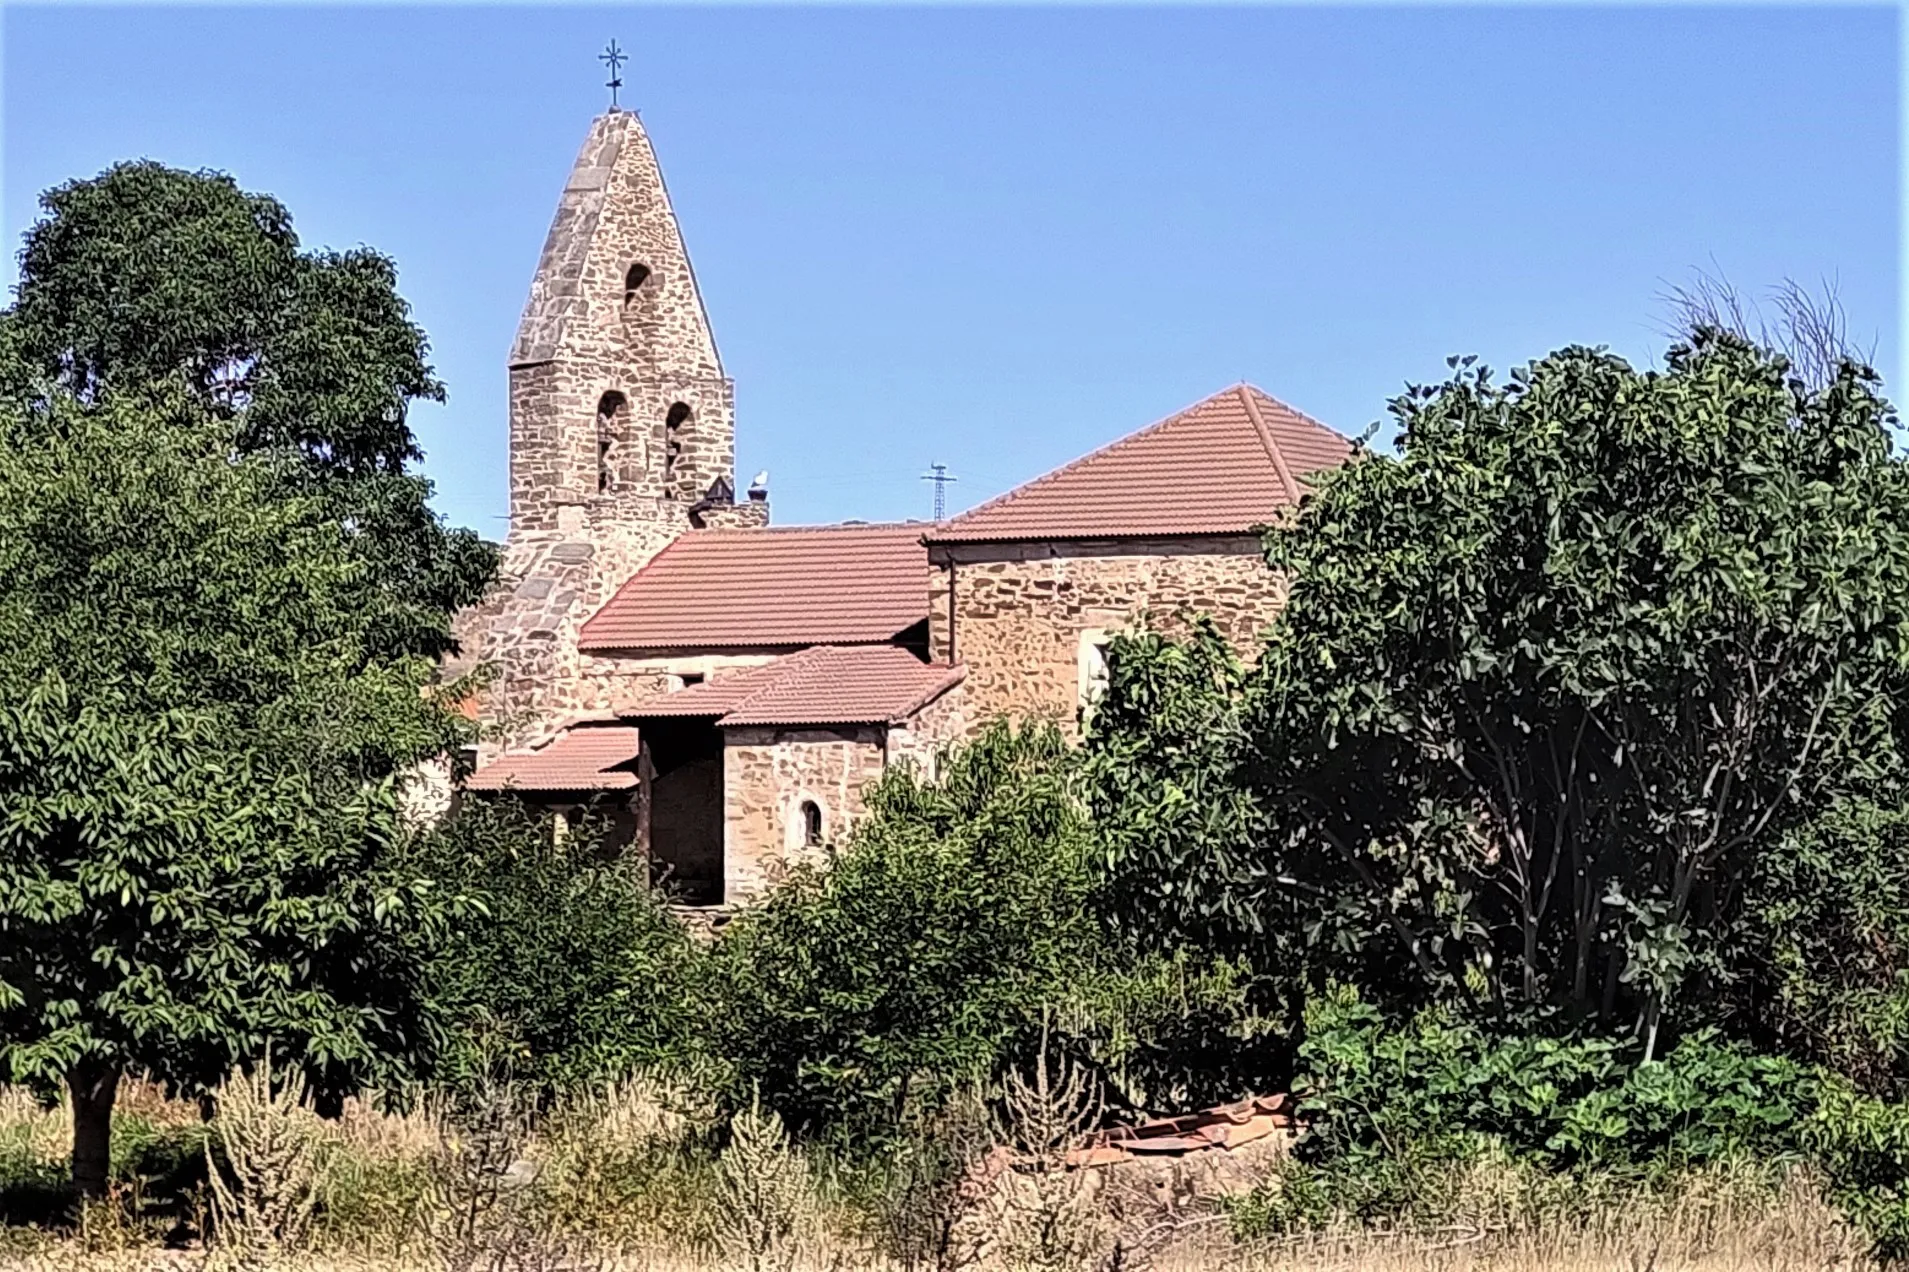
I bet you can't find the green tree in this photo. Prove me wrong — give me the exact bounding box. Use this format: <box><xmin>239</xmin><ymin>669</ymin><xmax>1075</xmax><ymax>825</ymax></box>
<box><xmin>1718</xmin><ymin>799</ymin><xmax>1909</xmax><ymax>1095</ymax></box>
<box><xmin>0</xmin><ymin>161</ymin><xmax>494</xmax><ymax>657</ymax></box>
<box><xmin>0</xmin><ymin>389</ymin><xmax>464</xmax><ymax>1194</ymax></box>
<box><xmin>711</xmin><ymin>724</ymin><xmax>1100</xmax><ymax>1139</ymax></box>
<box><xmin>712</xmin><ymin>722</ymin><xmax>1254</xmax><ymax>1141</ymax></box>
<box><xmin>1096</xmin><ymin>331</ymin><xmax>1909</xmax><ymax>1051</ymax></box>
<box><xmin>404</xmin><ymin>798</ymin><xmax>701</xmax><ymax>1098</ymax></box>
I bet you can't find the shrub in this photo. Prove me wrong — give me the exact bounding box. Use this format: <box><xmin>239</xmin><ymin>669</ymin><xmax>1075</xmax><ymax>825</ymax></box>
<box><xmin>1721</xmin><ymin>798</ymin><xmax>1909</xmax><ymax>1097</ymax></box>
<box><xmin>406</xmin><ymin>799</ymin><xmax>702</xmax><ymax>1099</ymax></box>
<box><xmin>707</xmin><ymin>723</ymin><xmax>1100</xmax><ymax>1141</ymax></box>
<box><xmin>1292</xmin><ymin>988</ymin><xmax>1813</xmax><ymax>1178</ymax></box>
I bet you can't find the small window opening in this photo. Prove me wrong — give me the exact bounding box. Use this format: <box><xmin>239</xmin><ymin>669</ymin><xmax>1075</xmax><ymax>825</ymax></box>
<box><xmin>1077</xmin><ymin>631</ymin><xmax>1113</xmax><ymax>724</ymax></box>
<box><xmin>663</xmin><ymin>401</ymin><xmax>691</xmax><ymax>493</ymax></box>
<box><xmin>800</xmin><ymin>800</ymin><xmax>824</xmax><ymax>849</ymax></box>
<box><xmin>596</xmin><ymin>391</ymin><xmax>629</xmax><ymax>495</ymax></box>
<box><xmin>679</xmin><ymin>672</ymin><xmax>705</xmax><ymax>689</ymax></box>
<box><xmin>623</xmin><ymin>263</ymin><xmax>651</xmax><ymax>305</ymax></box>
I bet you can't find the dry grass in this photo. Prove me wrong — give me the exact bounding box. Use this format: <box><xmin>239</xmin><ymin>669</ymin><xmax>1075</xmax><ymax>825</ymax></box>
<box><xmin>0</xmin><ymin>1077</ymin><xmax>1883</xmax><ymax>1272</ymax></box>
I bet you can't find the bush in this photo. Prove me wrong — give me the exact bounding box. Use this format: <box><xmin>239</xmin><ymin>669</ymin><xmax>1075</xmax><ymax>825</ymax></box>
<box><xmin>1294</xmin><ymin>988</ymin><xmax>1813</xmax><ymax>1176</ymax></box>
<box><xmin>1228</xmin><ymin>988</ymin><xmax>1822</xmax><ymax>1236</ymax></box>
<box><xmin>707</xmin><ymin>723</ymin><xmax>1100</xmax><ymax>1141</ymax></box>
<box><xmin>1722</xmin><ymin>798</ymin><xmax>1909</xmax><ymax>1097</ymax></box>
<box><xmin>407</xmin><ymin>799</ymin><xmax>702</xmax><ymax>1099</ymax></box>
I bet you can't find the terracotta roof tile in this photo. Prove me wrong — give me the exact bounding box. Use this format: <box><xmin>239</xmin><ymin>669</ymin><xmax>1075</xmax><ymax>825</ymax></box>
<box><xmin>927</xmin><ymin>384</ymin><xmax>1352</xmax><ymax>544</ymax></box>
<box><xmin>579</xmin><ymin>523</ymin><xmax>931</xmax><ymax>652</ymax></box>
<box><xmin>466</xmin><ymin>725</ymin><xmax>641</xmax><ymax>792</ymax></box>
<box><xmin>618</xmin><ymin>645</ymin><xmax>964</xmax><ymax>728</ymax></box>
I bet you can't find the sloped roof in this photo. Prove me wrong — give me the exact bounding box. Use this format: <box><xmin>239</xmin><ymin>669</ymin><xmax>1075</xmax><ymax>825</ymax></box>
<box><xmin>927</xmin><ymin>384</ymin><xmax>1352</xmax><ymax>544</ymax></box>
<box><xmin>618</xmin><ymin>645</ymin><xmax>964</xmax><ymax>728</ymax></box>
<box><xmin>466</xmin><ymin>725</ymin><xmax>641</xmax><ymax>792</ymax></box>
<box><xmin>579</xmin><ymin>523</ymin><xmax>931</xmax><ymax>653</ymax></box>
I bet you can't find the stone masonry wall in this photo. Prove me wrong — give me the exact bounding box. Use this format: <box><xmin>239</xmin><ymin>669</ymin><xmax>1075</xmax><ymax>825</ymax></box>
<box><xmin>508</xmin><ymin>110</ymin><xmax>734</xmax><ymax>527</ymax></box>
<box><xmin>928</xmin><ymin>537</ymin><xmax>1286</xmax><ymax>735</ymax></box>
<box><xmin>723</xmin><ymin>726</ymin><xmax>888</xmax><ymax>904</ymax></box>
<box><xmin>884</xmin><ymin>682</ymin><xmax>968</xmax><ymax>780</ymax></box>
<box><xmin>473</xmin><ymin>109</ymin><xmax>763</xmax><ymax>753</ymax></box>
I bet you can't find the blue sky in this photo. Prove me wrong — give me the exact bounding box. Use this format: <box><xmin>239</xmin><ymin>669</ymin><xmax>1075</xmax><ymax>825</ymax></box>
<box><xmin>3</xmin><ymin>5</ymin><xmax>1898</xmax><ymax>535</ymax></box>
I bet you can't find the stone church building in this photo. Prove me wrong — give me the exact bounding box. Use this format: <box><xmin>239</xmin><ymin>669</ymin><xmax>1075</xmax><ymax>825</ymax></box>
<box><xmin>458</xmin><ymin>108</ymin><xmax>1353</xmax><ymax>909</ymax></box>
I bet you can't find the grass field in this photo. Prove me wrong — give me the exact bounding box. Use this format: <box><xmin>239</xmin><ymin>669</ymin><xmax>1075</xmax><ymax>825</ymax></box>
<box><xmin>0</xmin><ymin>1077</ymin><xmax>1877</xmax><ymax>1272</ymax></box>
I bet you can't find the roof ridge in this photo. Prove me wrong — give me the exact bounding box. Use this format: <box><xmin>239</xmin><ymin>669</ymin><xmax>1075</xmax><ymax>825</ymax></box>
<box><xmin>1244</xmin><ymin>383</ymin><xmax>1344</xmax><ymax>440</ymax></box>
<box><xmin>886</xmin><ymin>662</ymin><xmax>967</xmax><ymax>723</ymax></box>
<box><xmin>1235</xmin><ymin>383</ymin><xmax>1302</xmax><ymax>504</ymax></box>
<box><xmin>687</xmin><ymin>520</ymin><xmax>932</xmax><ymax>538</ymax></box>
<box><xmin>937</xmin><ymin>386</ymin><xmax>1241</xmax><ymax>531</ymax></box>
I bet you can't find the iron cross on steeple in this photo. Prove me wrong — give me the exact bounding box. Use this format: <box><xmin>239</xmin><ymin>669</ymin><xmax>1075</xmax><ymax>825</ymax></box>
<box><xmin>599</xmin><ymin>40</ymin><xmax>628</xmax><ymax>110</ymax></box>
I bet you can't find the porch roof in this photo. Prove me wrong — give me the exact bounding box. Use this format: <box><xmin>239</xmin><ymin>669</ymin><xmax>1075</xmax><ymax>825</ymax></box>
<box><xmin>465</xmin><ymin>725</ymin><xmax>642</xmax><ymax>793</ymax></box>
<box><xmin>617</xmin><ymin>645</ymin><xmax>964</xmax><ymax>729</ymax></box>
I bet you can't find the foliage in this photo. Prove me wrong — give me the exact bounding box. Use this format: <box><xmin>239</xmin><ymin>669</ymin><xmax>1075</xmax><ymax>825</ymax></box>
<box><xmin>1097</xmin><ymin>332</ymin><xmax>1909</xmax><ymax>1056</ymax></box>
<box><xmin>1719</xmin><ymin>798</ymin><xmax>1909</xmax><ymax>1096</ymax></box>
<box><xmin>1085</xmin><ymin>621</ymin><xmax>1277</xmax><ymax>972</ymax></box>
<box><xmin>1803</xmin><ymin>1077</ymin><xmax>1909</xmax><ymax>1261</ymax></box>
<box><xmin>1085</xmin><ymin>620</ymin><xmax>1416</xmax><ymax>1045</ymax></box>
<box><xmin>708</xmin><ymin>723</ymin><xmax>1101</xmax><ymax>1140</ymax></box>
<box><xmin>1</xmin><ymin>161</ymin><xmax>494</xmax><ymax>658</ymax></box>
<box><xmin>1228</xmin><ymin>988</ymin><xmax>1814</xmax><ymax>1237</ymax></box>
<box><xmin>1292</xmin><ymin>988</ymin><xmax>1812</xmax><ymax>1178</ymax></box>
<box><xmin>405</xmin><ymin>799</ymin><xmax>701</xmax><ymax>1099</ymax></box>
<box><xmin>0</xmin><ymin>391</ymin><xmax>463</xmax><ymax>1189</ymax></box>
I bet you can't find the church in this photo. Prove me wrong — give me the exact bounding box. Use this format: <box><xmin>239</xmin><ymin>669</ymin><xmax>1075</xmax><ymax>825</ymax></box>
<box><xmin>457</xmin><ymin>108</ymin><xmax>1354</xmax><ymax>911</ymax></box>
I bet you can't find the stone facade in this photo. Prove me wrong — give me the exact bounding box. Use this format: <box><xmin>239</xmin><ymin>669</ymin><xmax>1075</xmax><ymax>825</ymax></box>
<box><xmin>722</xmin><ymin>726</ymin><xmax>890</xmax><ymax>903</ymax></box>
<box><xmin>883</xmin><ymin>677</ymin><xmax>969</xmax><ymax>778</ymax></box>
<box><xmin>927</xmin><ymin>536</ymin><xmax>1286</xmax><ymax>734</ymax></box>
<box><xmin>474</xmin><ymin>110</ymin><xmax>765</xmax><ymax>749</ymax></box>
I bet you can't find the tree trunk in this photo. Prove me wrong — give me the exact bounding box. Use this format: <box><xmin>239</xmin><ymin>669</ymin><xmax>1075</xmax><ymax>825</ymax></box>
<box><xmin>68</xmin><ymin>1057</ymin><xmax>120</xmax><ymax>1198</ymax></box>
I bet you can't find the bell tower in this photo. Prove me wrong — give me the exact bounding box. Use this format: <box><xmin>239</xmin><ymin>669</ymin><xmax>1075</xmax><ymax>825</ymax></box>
<box><xmin>478</xmin><ymin>109</ymin><xmax>767</xmax><ymax>741</ymax></box>
<box><xmin>508</xmin><ymin>108</ymin><xmax>737</xmax><ymax>526</ymax></box>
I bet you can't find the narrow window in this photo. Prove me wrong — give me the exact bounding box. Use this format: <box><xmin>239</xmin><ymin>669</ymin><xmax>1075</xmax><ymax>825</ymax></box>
<box><xmin>1077</xmin><ymin>630</ymin><xmax>1112</xmax><ymax>723</ymax></box>
<box><xmin>677</xmin><ymin>672</ymin><xmax>705</xmax><ymax>689</ymax></box>
<box><xmin>596</xmin><ymin>391</ymin><xmax>629</xmax><ymax>495</ymax></box>
<box><xmin>800</xmin><ymin>800</ymin><xmax>824</xmax><ymax>849</ymax></box>
<box><xmin>623</xmin><ymin>263</ymin><xmax>651</xmax><ymax>305</ymax></box>
<box><xmin>663</xmin><ymin>401</ymin><xmax>691</xmax><ymax>493</ymax></box>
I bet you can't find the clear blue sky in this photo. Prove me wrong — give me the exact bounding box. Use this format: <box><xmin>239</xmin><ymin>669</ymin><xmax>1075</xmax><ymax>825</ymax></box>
<box><xmin>3</xmin><ymin>5</ymin><xmax>1898</xmax><ymax>536</ymax></box>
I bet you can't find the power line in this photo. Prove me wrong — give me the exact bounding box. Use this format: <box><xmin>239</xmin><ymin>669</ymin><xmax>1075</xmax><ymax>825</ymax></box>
<box><xmin>921</xmin><ymin>462</ymin><xmax>958</xmax><ymax>521</ymax></box>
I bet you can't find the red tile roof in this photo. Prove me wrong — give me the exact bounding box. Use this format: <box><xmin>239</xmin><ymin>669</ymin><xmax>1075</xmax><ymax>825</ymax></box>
<box><xmin>618</xmin><ymin>645</ymin><xmax>964</xmax><ymax>728</ymax></box>
<box><xmin>465</xmin><ymin>725</ymin><xmax>641</xmax><ymax>792</ymax></box>
<box><xmin>927</xmin><ymin>384</ymin><xmax>1352</xmax><ymax>544</ymax></box>
<box><xmin>579</xmin><ymin>523</ymin><xmax>931</xmax><ymax>653</ymax></box>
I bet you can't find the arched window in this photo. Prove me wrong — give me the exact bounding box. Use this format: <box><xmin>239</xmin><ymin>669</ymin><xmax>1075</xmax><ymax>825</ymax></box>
<box><xmin>596</xmin><ymin>392</ymin><xmax>629</xmax><ymax>494</ymax></box>
<box><xmin>623</xmin><ymin>263</ymin><xmax>651</xmax><ymax>305</ymax></box>
<box><xmin>800</xmin><ymin>800</ymin><xmax>824</xmax><ymax>849</ymax></box>
<box><xmin>663</xmin><ymin>401</ymin><xmax>691</xmax><ymax>493</ymax></box>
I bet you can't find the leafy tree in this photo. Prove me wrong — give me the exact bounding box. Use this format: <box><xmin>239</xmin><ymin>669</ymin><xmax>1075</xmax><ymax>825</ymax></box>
<box><xmin>0</xmin><ymin>161</ymin><xmax>494</xmax><ymax>657</ymax></box>
<box><xmin>710</xmin><ymin>724</ymin><xmax>1099</xmax><ymax>1140</ymax></box>
<box><xmin>0</xmin><ymin>389</ymin><xmax>463</xmax><ymax>1193</ymax></box>
<box><xmin>711</xmin><ymin>722</ymin><xmax>1255</xmax><ymax>1142</ymax></box>
<box><xmin>1718</xmin><ymin>799</ymin><xmax>1909</xmax><ymax>1095</ymax></box>
<box><xmin>404</xmin><ymin>798</ymin><xmax>701</xmax><ymax>1098</ymax></box>
<box><xmin>1086</xmin><ymin>619</ymin><xmax>1422</xmax><ymax>1040</ymax></box>
<box><xmin>1096</xmin><ymin>331</ymin><xmax>1909</xmax><ymax>1053</ymax></box>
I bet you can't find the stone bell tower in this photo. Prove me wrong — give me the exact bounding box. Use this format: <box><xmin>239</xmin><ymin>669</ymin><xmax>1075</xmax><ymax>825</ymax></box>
<box><xmin>476</xmin><ymin>108</ymin><xmax>767</xmax><ymax>742</ymax></box>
